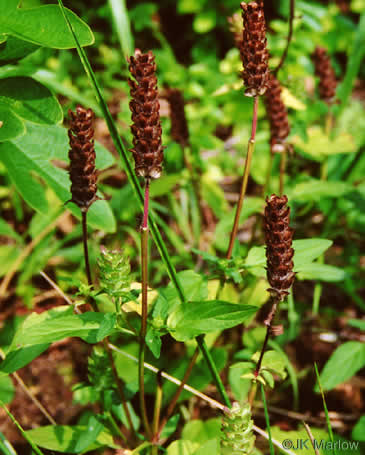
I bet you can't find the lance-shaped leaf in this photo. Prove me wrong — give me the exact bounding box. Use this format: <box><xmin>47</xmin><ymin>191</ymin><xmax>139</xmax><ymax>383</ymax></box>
<box><xmin>167</xmin><ymin>300</ymin><xmax>258</xmax><ymax>342</ymax></box>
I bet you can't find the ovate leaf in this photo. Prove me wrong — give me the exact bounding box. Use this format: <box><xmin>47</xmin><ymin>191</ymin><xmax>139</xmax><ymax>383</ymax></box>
<box><xmin>315</xmin><ymin>341</ymin><xmax>365</xmax><ymax>391</ymax></box>
<box><xmin>0</xmin><ymin>77</ymin><xmax>63</xmax><ymax>127</ymax></box>
<box><xmin>0</xmin><ymin>0</ymin><xmax>94</xmax><ymax>49</ymax></box>
<box><xmin>167</xmin><ymin>301</ymin><xmax>258</xmax><ymax>342</ymax></box>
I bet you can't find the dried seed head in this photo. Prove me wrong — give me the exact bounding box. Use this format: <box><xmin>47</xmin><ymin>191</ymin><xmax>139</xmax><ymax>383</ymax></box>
<box><xmin>128</xmin><ymin>49</ymin><xmax>164</xmax><ymax>179</ymax></box>
<box><xmin>68</xmin><ymin>106</ymin><xmax>98</xmax><ymax>211</ymax></box>
<box><xmin>228</xmin><ymin>13</ymin><xmax>244</xmax><ymax>49</ymax></box>
<box><xmin>264</xmin><ymin>195</ymin><xmax>295</xmax><ymax>301</ymax></box>
<box><xmin>312</xmin><ymin>46</ymin><xmax>337</xmax><ymax>103</ymax></box>
<box><xmin>240</xmin><ymin>1</ymin><xmax>269</xmax><ymax>97</ymax></box>
<box><xmin>264</xmin><ymin>74</ymin><xmax>290</xmax><ymax>154</ymax></box>
<box><xmin>165</xmin><ymin>88</ymin><xmax>190</xmax><ymax>148</ymax></box>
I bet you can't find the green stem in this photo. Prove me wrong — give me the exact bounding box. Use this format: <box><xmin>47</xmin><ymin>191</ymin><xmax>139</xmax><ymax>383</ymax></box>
<box><xmin>57</xmin><ymin>0</ymin><xmax>227</xmax><ymax>408</ymax></box>
<box><xmin>260</xmin><ymin>384</ymin><xmax>275</xmax><ymax>455</ymax></box>
<box><xmin>227</xmin><ymin>96</ymin><xmax>258</xmax><ymax>259</ymax></box>
<box><xmin>196</xmin><ymin>335</ymin><xmax>231</xmax><ymax>407</ymax></box>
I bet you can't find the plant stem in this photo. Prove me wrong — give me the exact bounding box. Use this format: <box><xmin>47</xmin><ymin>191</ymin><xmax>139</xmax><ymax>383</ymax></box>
<box><xmin>279</xmin><ymin>150</ymin><xmax>287</xmax><ymax>195</ymax></box>
<box><xmin>57</xmin><ymin>2</ymin><xmax>228</xmax><ymax>409</ymax></box>
<box><xmin>139</xmin><ymin>179</ymin><xmax>152</xmax><ymax>439</ymax></box>
<box><xmin>197</xmin><ymin>335</ymin><xmax>231</xmax><ymax>407</ymax></box>
<box><xmin>255</xmin><ymin>298</ymin><xmax>279</xmax><ymax>377</ymax></box>
<box><xmin>263</xmin><ymin>152</ymin><xmax>274</xmax><ymax>197</ymax></box>
<box><xmin>157</xmin><ymin>348</ymin><xmax>199</xmax><ymax>440</ymax></box>
<box><xmin>81</xmin><ymin>210</ymin><xmax>135</xmax><ymax>438</ymax></box>
<box><xmin>274</xmin><ymin>0</ymin><xmax>295</xmax><ymax>75</ymax></box>
<box><xmin>226</xmin><ymin>96</ymin><xmax>258</xmax><ymax>259</ymax></box>
<box><xmin>81</xmin><ymin>211</ymin><xmax>93</xmax><ymax>288</ymax></box>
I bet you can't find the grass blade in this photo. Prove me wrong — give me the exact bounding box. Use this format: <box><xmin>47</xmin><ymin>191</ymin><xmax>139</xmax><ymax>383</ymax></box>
<box><xmin>0</xmin><ymin>402</ymin><xmax>44</xmax><ymax>455</ymax></box>
<box><xmin>260</xmin><ymin>383</ymin><xmax>275</xmax><ymax>455</ymax></box>
<box><xmin>107</xmin><ymin>0</ymin><xmax>134</xmax><ymax>58</ymax></box>
<box><xmin>314</xmin><ymin>363</ymin><xmax>336</xmax><ymax>455</ymax></box>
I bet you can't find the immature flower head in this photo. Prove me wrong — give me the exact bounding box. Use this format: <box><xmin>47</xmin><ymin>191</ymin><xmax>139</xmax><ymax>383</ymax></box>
<box><xmin>312</xmin><ymin>46</ymin><xmax>337</xmax><ymax>103</ymax></box>
<box><xmin>98</xmin><ymin>246</ymin><xmax>131</xmax><ymax>298</ymax></box>
<box><xmin>264</xmin><ymin>195</ymin><xmax>295</xmax><ymax>301</ymax></box>
<box><xmin>240</xmin><ymin>1</ymin><xmax>269</xmax><ymax>97</ymax></box>
<box><xmin>264</xmin><ymin>74</ymin><xmax>290</xmax><ymax>153</ymax></box>
<box><xmin>165</xmin><ymin>88</ymin><xmax>190</xmax><ymax>148</ymax></box>
<box><xmin>221</xmin><ymin>402</ymin><xmax>255</xmax><ymax>454</ymax></box>
<box><xmin>68</xmin><ymin>106</ymin><xmax>98</xmax><ymax>211</ymax></box>
<box><xmin>128</xmin><ymin>49</ymin><xmax>164</xmax><ymax>179</ymax></box>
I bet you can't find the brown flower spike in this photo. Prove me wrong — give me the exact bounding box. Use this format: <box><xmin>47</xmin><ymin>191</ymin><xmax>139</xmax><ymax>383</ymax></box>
<box><xmin>68</xmin><ymin>106</ymin><xmax>98</xmax><ymax>211</ymax></box>
<box><xmin>165</xmin><ymin>88</ymin><xmax>190</xmax><ymax>148</ymax></box>
<box><xmin>240</xmin><ymin>1</ymin><xmax>269</xmax><ymax>96</ymax></box>
<box><xmin>128</xmin><ymin>49</ymin><xmax>164</xmax><ymax>179</ymax></box>
<box><xmin>264</xmin><ymin>195</ymin><xmax>295</xmax><ymax>301</ymax></box>
<box><xmin>264</xmin><ymin>74</ymin><xmax>290</xmax><ymax>153</ymax></box>
<box><xmin>312</xmin><ymin>46</ymin><xmax>337</xmax><ymax>103</ymax></box>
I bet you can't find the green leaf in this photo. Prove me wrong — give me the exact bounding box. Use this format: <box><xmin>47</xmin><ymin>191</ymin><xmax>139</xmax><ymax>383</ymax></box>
<box><xmin>0</xmin><ymin>218</ymin><xmax>22</xmax><ymax>242</ymax></box>
<box><xmin>0</xmin><ymin>376</ymin><xmax>15</xmax><ymax>403</ymax></box>
<box><xmin>167</xmin><ymin>440</ymin><xmax>199</xmax><ymax>455</ymax></box>
<box><xmin>107</xmin><ymin>0</ymin><xmax>134</xmax><ymax>58</ymax></box>
<box><xmin>347</xmin><ymin>319</ymin><xmax>365</xmax><ymax>331</ymax></box>
<box><xmin>182</xmin><ymin>418</ymin><xmax>221</xmax><ymax>444</ymax></box>
<box><xmin>352</xmin><ymin>416</ymin><xmax>365</xmax><ymax>442</ymax></box>
<box><xmin>0</xmin><ymin>77</ymin><xmax>63</xmax><ymax>128</ymax></box>
<box><xmin>245</xmin><ymin>238</ymin><xmax>333</xmax><ymax>276</ymax></box>
<box><xmin>289</xmin><ymin>180</ymin><xmax>353</xmax><ymax>202</ymax></box>
<box><xmin>10</xmin><ymin>306</ymin><xmax>116</xmax><ymax>347</ymax></box>
<box><xmin>24</xmin><ymin>424</ymin><xmax>115</xmax><ymax>453</ymax></box>
<box><xmin>252</xmin><ymin>350</ymin><xmax>287</xmax><ymax>380</ymax></box>
<box><xmin>0</xmin><ymin>36</ymin><xmax>39</xmax><ymax>66</ymax></box>
<box><xmin>0</xmin><ymin>307</ymin><xmax>117</xmax><ymax>373</ymax></box>
<box><xmin>145</xmin><ymin>327</ymin><xmax>162</xmax><ymax>359</ymax></box>
<box><xmin>0</xmin><ymin>122</ymin><xmax>116</xmax><ymax>232</ymax></box>
<box><xmin>0</xmin><ymin>344</ymin><xmax>49</xmax><ymax>375</ymax></box>
<box><xmin>315</xmin><ymin>341</ymin><xmax>365</xmax><ymax>391</ymax></box>
<box><xmin>193</xmin><ymin>10</ymin><xmax>217</xmax><ymax>33</ymax></box>
<box><xmin>167</xmin><ymin>300</ymin><xmax>258</xmax><ymax>341</ymax></box>
<box><xmin>296</xmin><ymin>263</ymin><xmax>346</xmax><ymax>282</ymax></box>
<box><xmin>0</xmin><ymin>104</ymin><xmax>25</xmax><ymax>142</ymax></box>
<box><xmin>293</xmin><ymin>126</ymin><xmax>356</xmax><ymax>162</ymax></box>
<box><xmin>0</xmin><ymin>0</ymin><xmax>94</xmax><ymax>49</ymax></box>
<box><xmin>153</xmin><ymin>270</ymin><xmax>208</xmax><ymax>320</ymax></box>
